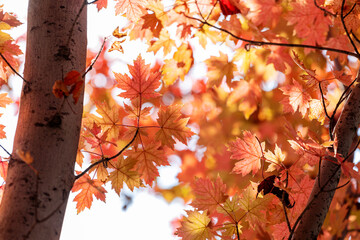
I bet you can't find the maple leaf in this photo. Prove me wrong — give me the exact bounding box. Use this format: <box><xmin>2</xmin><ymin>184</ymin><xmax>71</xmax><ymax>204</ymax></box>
<box><xmin>342</xmin><ymin>162</ymin><xmax>360</xmax><ymax>184</ymax></box>
<box><xmin>219</xmin><ymin>0</ymin><xmax>241</xmax><ymax>16</ymax></box>
<box><xmin>286</xmin><ymin>0</ymin><xmax>331</xmax><ymax>46</ymax></box>
<box><xmin>176</xmin><ymin>210</ymin><xmax>214</xmax><ymax>240</ymax></box>
<box><xmin>246</xmin><ymin>0</ymin><xmax>282</xmax><ymax>27</ymax></box>
<box><xmin>205</xmin><ymin>52</ymin><xmax>237</xmax><ymax>87</ymax></box>
<box><xmin>0</xmin><ymin>10</ymin><xmax>22</xmax><ymax>27</ymax></box>
<box><xmin>88</xmin><ymin>158</ymin><xmax>109</xmax><ymax>182</ymax></box>
<box><xmin>148</xmin><ymin>29</ymin><xmax>175</xmax><ymax>55</ymax></box>
<box><xmin>0</xmin><ymin>93</ymin><xmax>12</xmax><ymax>107</ymax></box>
<box><xmin>0</xmin><ymin>22</ymin><xmax>12</xmax><ymax>45</ymax></box>
<box><xmin>84</xmin><ymin>122</ymin><xmax>115</xmax><ymax>149</ymax></box>
<box><xmin>126</xmin><ymin>143</ymin><xmax>168</xmax><ymax>184</ymax></box>
<box><xmin>280</xmin><ymin>80</ymin><xmax>311</xmax><ymax>117</ymax></box>
<box><xmin>0</xmin><ymin>159</ymin><xmax>7</xmax><ymax>180</ymax></box>
<box><xmin>108</xmin><ymin>156</ymin><xmax>143</xmax><ymax>194</ymax></box>
<box><xmin>124</xmin><ymin>98</ymin><xmax>151</xmax><ymax>119</ymax></box>
<box><xmin>72</xmin><ymin>173</ymin><xmax>107</xmax><ymax>214</ymax></box>
<box><xmin>217</xmin><ymin>194</ymin><xmax>245</xmax><ymax>221</ymax></box>
<box><xmin>155</xmin><ymin>105</ymin><xmax>194</xmax><ymax>149</ymax></box>
<box><xmin>308</xmin><ymin>99</ymin><xmax>326</xmax><ymax>124</ymax></box>
<box><xmin>85</xmin><ymin>101</ymin><xmax>124</xmax><ymax>141</ymax></box>
<box><xmin>191</xmin><ymin>176</ymin><xmax>228</xmax><ymax>213</ymax></box>
<box><xmin>141</xmin><ymin>13</ymin><xmax>163</xmax><ymax>38</ymax></box>
<box><xmin>228</xmin><ymin>131</ymin><xmax>265</xmax><ymax>176</ymax></box>
<box><xmin>114</xmin><ymin>55</ymin><xmax>161</xmax><ymax>100</ymax></box>
<box><xmin>162</xmin><ymin>43</ymin><xmax>194</xmax><ymax>86</ymax></box>
<box><xmin>114</xmin><ymin>0</ymin><xmax>147</xmax><ymax>22</ymax></box>
<box><xmin>238</xmin><ymin>185</ymin><xmax>271</xmax><ymax>226</ymax></box>
<box><xmin>94</xmin><ymin>0</ymin><xmax>108</xmax><ymax>11</ymax></box>
<box><xmin>0</xmin><ymin>124</ymin><xmax>5</xmax><ymax>139</ymax></box>
<box><xmin>264</xmin><ymin>144</ymin><xmax>285</xmax><ymax>172</ymax></box>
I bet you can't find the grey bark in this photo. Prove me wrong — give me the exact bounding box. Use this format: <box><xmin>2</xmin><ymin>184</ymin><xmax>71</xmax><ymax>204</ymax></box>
<box><xmin>292</xmin><ymin>72</ymin><xmax>360</xmax><ymax>239</ymax></box>
<box><xmin>0</xmin><ymin>1</ymin><xmax>87</xmax><ymax>239</ymax></box>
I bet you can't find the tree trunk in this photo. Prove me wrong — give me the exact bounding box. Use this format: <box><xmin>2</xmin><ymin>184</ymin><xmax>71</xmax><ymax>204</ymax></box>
<box><xmin>0</xmin><ymin>1</ymin><xmax>86</xmax><ymax>239</ymax></box>
<box><xmin>292</xmin><ymin>72</ymin><xmax>360</xmax><ymax>239</ymax></box>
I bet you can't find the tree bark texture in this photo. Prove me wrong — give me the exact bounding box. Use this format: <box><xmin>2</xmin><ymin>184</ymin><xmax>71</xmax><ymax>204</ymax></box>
<box><xmin>0</xmin><ymin>1</ymin><xmax>86</xmax><ymax>239</ymax></box>
<box><xmin>292</xmin><ymin>72</ymin><xmax>360</xmax><ymax>239</ymax></box>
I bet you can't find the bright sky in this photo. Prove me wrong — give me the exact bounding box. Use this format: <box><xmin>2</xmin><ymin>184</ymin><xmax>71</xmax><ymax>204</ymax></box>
<box><xmin>1</xmin><ymin>1</ymin><xmax>188</xmax><ymax>239</ymax></box>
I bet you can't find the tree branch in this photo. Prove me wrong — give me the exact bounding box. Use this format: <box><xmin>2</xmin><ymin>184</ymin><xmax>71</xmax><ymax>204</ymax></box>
<box><xmin>291</xmin><ymin>71</ymin><xmax>360</xmax><ymax>239</ymax></box>
<box><xmin>0</xmin><ymin>53</ymin><xmax>28</xmax><ymax>83</ymax></box>
<box><xmin>74</xmin><ymin>128</ymin><xmax>139</xmax><ymax>180</ymax></box>
<box><xmin>183</xmin><ymin>14</ymin><xmax>360</xmax><ymax>59</ymax></box>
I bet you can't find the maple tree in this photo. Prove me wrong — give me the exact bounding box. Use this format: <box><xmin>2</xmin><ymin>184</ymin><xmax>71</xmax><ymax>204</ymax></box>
<box><xmin>1</xmin><ymin>0</ymin><xmax>360</xmax><ymax>239</ymax></box>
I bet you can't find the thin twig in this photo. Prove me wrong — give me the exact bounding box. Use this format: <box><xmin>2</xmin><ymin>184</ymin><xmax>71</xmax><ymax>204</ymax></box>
<box><xmin>74</xmin><ymin>128</ymin><xmax>139</xmax><ymax>180</ymax></box>
<box><xmin>235</xmin><ymin>222</ymin><xmax>240</xmax><ymax>240</ymax></box>
<box><xmin>313</xmin><ymin>0</ymin><xmax>337</xmax><ymax>17</ymax></box>
<box><xmin>0</xmin><ymin>144</ymin><xmax>11</xmax><ymax>156</ymax></box>
<box><xmin>319</xmin><ymin>83</ymin><xmax>331</xmax><ymax>120</ymax></box>
<box><xmin>66</xmin><ymin>0</ymin><xmax>88</xmax><ymax>47</ymax></box>
<box><xmin>344</xmin><ymin>3</ymin><xmax>357</xmax><ymax>19</ymax></box>
<box><xmin>83</xmin><ymin>38</ymin><xmax>107</xmax><ymax>78</ymax></box>
<box><xmin>183</xmin><ymin>14</ymin><xmax>360</xmax><ymax>59</ymax></box>
<box><xmin>87</xmin><ymin>0</ymin><xmax>99</xmax><ymax>4</ymax></box>
<box><xmin>0</xmin><ymin>53</ymin><xmax>28</xmax><ymax>83</ymax></box>
<box><xmin>282</xmin><ymin>191</ymin><xmax>292</xmax><ymax>232</ymax></box>
<box><xmin>352</xmin><ymin>30</ymin><xmax>360</xmax><ymax>44</ymax></box>
<box><xmin>322</xmin><ymin>180</ymin><xmax>350</xmax><ymax>192</ymax></box>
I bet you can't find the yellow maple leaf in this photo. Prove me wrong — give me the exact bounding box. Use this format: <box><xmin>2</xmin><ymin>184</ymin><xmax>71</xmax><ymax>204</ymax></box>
<box><xmin>84</xmin><ymin>101</ymin><xmax>123</xmax><ymax>141</ymax></box>
<box><xmin>177</xmin><ymin>210</ymin><xmax>214</xmax><ymax>240</ymax></box>
<box><xmin>0</xmin><ymin>22</ymin><xmax>11</xmax><ymax>45</ymax></box>
<box><xmin>162</xmin><ymin>43</ymin><xmax>193</xmax><ymax>85</ymax></box>
<box><xmin>155</xmin><ymin>105</ymin><xmax>194</xmax><ymax>149</ymax></box>
<box><xmin>148</xmin><ymin>29</ymin><xmax>175</xmax><ymax>55</ymax></box>
<box><xmin>264</xmin><ymin>144</ymin><xmax>286</xmax><ymax>172</ymax></box>
<box><xmin>108</xmin><ymin>156</ymin><xmax>143</xmax><ymax>194</ymax></box>
<box><xmin>238</xmin><ymin>185</ymin><xmax>271</xmax><ymax>228</ymax></box>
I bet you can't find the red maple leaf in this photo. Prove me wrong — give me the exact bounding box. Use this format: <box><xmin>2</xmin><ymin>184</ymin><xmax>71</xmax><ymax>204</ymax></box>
<box><xmin>114</xmin><ymin>55</ymin><xmax>161</xmax><ymax>100</ymax></box>
<box><xmin>219</xmin><ymin>0</ymin><xmax>241</xmax><ymax>16</ymax></box>
<box><xmin>191</xmin><ymin>176</ymin><xmax>228</xmax><ymax>213</ymax></box>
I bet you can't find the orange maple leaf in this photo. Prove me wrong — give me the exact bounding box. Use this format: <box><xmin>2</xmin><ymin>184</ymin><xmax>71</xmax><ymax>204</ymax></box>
<box><xmin>280</xmin><ymin>80</ymin><xmax>311</xmax><ymax>117</ymax></box>
<box><xmin>95</xmin><ymin>0</ymin><xmax>108</xmax><ymax>11</ymax></box>
<box><xmin>85</xmin><ymin>101</ymin><xmax>125</xmax><ymax>141</ymax></box>
<box><xmin>114</xmin><ymin>55</ymin><xmax>161</xmax><ymax>100</ymax></box>
<box><xmin>205</xmin><ymin>52</ymin><xmax>237</xmax><ymax>87</ymax></box>
<box><xmin>155</xmin><ymin>105</ymin><xmax>194</xmax><ymax>149</ymax></box>
<box><xmin>0</xmin><ymin>93</ymin><xmax>12</xmax><ymax>107</ymax></box>
<box><xmin>191</xmin><ymin>176</ymin><xmax>228</xmax><ymax>213</ymax></box>
<box><xmin>0</xmin><ymin>124</ymin><xmax>5</xmax><ymax>139</ymax></box>
<box><xmin>72</xmin><ymin>173</ymin><xmax>107</xmax><ymax>214</ymax></box>
<box><xmin>148</xmin><ymin>29</ymin><xmax>175</xmax><ymax>55</ymax></box>
<box><xmin>286</xmin><ymin>0</ymin><xmax>331</xmax><ymax>46</ymax></box>
<box><xmin>126</xmin><ymin>143</ymin><xmax>168</xmax><ymax>185</ymax></box>
<box><xmin>228</xmin><ymin>131</ymin><xmax>264</xmax><ymax>176</ymax></box>
<box><xmin>0</xmin><ymin>158</ymin><xmax>7</xmax><ymax>180</ymax></box>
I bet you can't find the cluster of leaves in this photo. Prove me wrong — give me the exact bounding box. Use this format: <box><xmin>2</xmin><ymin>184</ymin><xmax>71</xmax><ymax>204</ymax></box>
<box><xmin>72</xmin><ymin>55</ymin><xmax>194</xmax><ymax>213</ymax></box>
<box><xmin>0</xmin><ymin>7</ymin><xmax>22</xmax><ymax>201</ymax></box>
<box><xmin>2</xmin><ymin>0</ymin><xmax>360</xmax><ymax>239</ymax></box>
<box><xmin>68</xmin><ymin>0</ymin><xmax>360</xmax><ymax>239</ymax></box>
